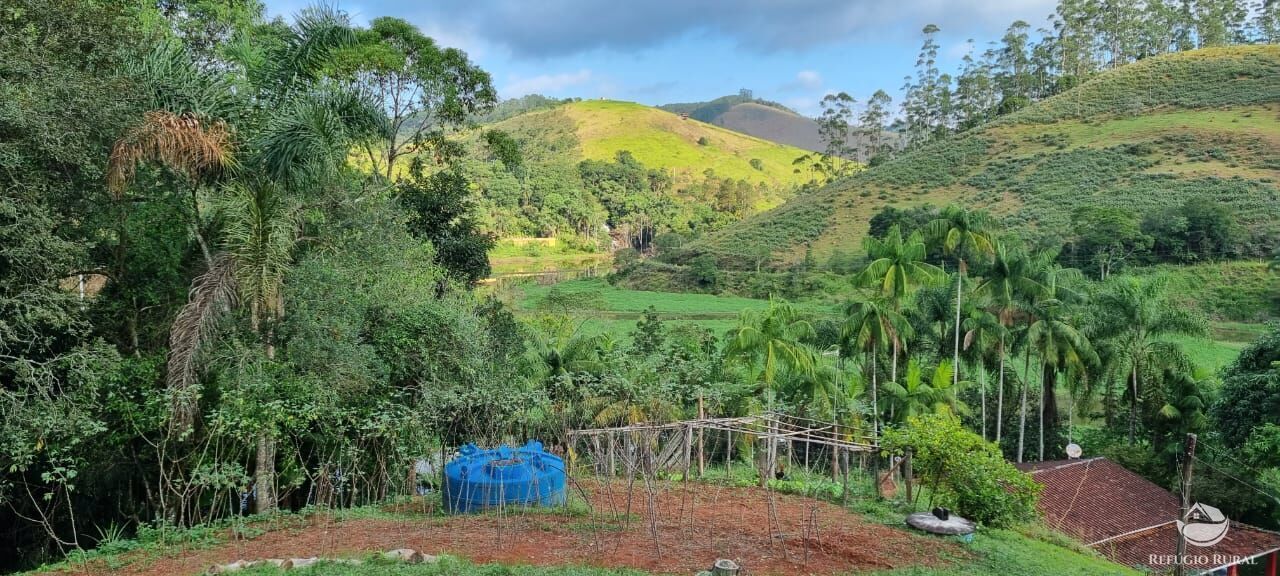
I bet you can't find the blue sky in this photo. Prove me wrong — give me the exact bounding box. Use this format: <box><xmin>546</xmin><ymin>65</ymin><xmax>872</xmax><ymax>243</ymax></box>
<box><xmin>264</xmin><ymin>0</ymin><xmax>1058</xmax><ymax>117</ymax></box>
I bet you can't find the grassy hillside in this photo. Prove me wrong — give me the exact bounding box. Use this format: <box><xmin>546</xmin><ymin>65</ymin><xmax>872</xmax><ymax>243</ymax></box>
<box><xmin>684</xmin><ymin>46</ymin><xmax>1280</xmax><ymax>267</ymax></box>
<box><xmin>562</xmin><ymin>100</ymin><xmax>814</xmax><ymax>187</ymax></box>
<box><xmin>461</xmin><ymin>100</ymin><xmax>826</xmax><ymax>241</ymax></box>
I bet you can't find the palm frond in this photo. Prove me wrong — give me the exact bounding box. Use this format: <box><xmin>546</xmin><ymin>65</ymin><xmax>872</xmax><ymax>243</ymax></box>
<box><xmin>108</xmin><ymin>111</ymin><xmax>235</xmax><ymax>197</ymax></box>
<box><xmin>166</xmin><ymin>253</ymin><xmax>238</xmax><ymax>436</ymax></box>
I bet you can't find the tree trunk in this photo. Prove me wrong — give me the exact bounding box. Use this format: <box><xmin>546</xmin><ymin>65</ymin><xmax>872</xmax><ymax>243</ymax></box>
<box><xmin>1042</xmin><ymin>363</ymin><xmax>1060</xmax><ymax>462</ymax></box>
<box><xmin>1128</xmin><ymin>363</ymin><xmax>1139</xmax><ymax>445</ymax></box>
<box><xmin>996</xmin><ymin>335</ymin><xmax>1005</xmax><ymax>443</ymax></box>
<box><xmin>871</xmin><ymin>348</ymin><xmax>879</xmax><ymax>439</ymax></box>
<box><xmin>953</xmin><ymin>263</ymin><xmax>963</xmax><ymax>385</ymax></box>
<box><xmin>891</xmin><ymin>337</ymin><xmax>899</xmax><ymax>385</ymax></box>
<box><xmin>254</xmin><ymin>434</ymin><xmax>277</xmax><ymax>514</ymax></box>
<box><xmin>979</xmin><ymin>363</ymin><xmax>987</xmax><ymax>441</ymax></box>
<box><xmin>1017</xmin><ymin>348</ymin><xmax>1030</xmax><ymax>463</ymax></box>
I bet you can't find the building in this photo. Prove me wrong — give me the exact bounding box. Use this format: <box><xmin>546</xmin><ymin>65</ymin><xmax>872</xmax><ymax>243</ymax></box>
<box><xmin>1018</xmin><ymin>457</ymin><xmax>1280</xmax><ymax>575</ymax></box>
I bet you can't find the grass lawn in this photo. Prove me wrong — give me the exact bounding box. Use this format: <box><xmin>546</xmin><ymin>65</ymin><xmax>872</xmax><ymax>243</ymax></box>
<box><xmin>516</xmin><ymin>278</ymin><xmax>788</xmax><ymax>317</ymax></box>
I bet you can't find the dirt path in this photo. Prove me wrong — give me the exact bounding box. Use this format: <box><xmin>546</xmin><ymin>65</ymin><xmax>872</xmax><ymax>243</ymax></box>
<box><xmin>50</xmin><ymin>481</ymin><xmax>959</xmax><ymax>576</ymax></box>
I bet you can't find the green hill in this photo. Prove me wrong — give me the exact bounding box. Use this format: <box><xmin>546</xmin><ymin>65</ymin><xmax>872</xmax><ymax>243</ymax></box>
<box><xmin>461</xmin><ymin>99</ymin><xmax>824</xmax><ymax>241</ymax></box>
<box><xmin>555</xmin><ymin>99</ymin><xmax>813</xmax><ymax>187</ymax></box>
<box><xmin>683</xmin><ymin>46</ymin><xmax>1280</xmax><ymax>267</ymax></box>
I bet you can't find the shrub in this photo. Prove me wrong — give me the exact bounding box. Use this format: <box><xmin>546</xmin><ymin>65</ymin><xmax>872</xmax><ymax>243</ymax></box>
<box><xmin>881</xmin><ymin>414</ymin><xmax>1041</xmax><ymax>527</ymax></box>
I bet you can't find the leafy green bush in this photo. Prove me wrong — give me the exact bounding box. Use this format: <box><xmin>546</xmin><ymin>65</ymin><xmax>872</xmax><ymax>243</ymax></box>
<box><xmin>881</xmin><ymin>414</ymin><xmax>1041</xmax><ymax>527</ymax></box>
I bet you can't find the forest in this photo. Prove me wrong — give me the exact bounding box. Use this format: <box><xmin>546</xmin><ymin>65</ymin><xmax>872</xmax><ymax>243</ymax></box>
<box><xmin>2</xmin><ymin>0</ymin><xmax>1279</xmax><ymax>574</ymax></box>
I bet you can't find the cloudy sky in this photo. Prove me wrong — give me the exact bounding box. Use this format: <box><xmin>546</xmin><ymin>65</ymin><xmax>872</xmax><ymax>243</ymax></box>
<box><xmin>264</xmin><ymin>0</ymin><xmax>1058</xmax><ymax>116</ymax></box>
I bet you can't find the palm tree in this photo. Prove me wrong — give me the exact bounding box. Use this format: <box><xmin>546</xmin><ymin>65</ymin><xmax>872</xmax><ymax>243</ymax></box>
<box><xmin>842</xmin><ymin>299</ymin><xmax>911</xmax><ymax>436</ymax></box>
<box><xmin>724</xmin><ymin>299</ymin><xmax>816</xmax><ymax>401</ymax></box>
<box><xmin>1092</xmin><ymin>275</ymin><xmax>1207</xmax><ymax>445</ymax></box>
<box><xmin>962</xmin><ymin>305</ymin><xmax>1004</xmax><ymax>440</ymax></box>
<box><xmin>118</xmin><ymin>7</ymin><xmax>390</xmax><ymax>513</ymax></box>
<box><xmin>856</xmin><ymin>225</ymin><xmax>942</xmax><ymax>382</ymax></box>
<box><xmin>926</xmin><ymin>206</ymin><xmax>994</xmax><ymax>388</ymax></box>
<box><xmin>972</xmin><ymin>242</ymin><xmax>1045</xmax><ymax>445</ymax></box>
<box><xmin>882</xmin><ymin>359</ymin><xmax>968</xmax><ymax>424</ymax></box>
<box><xmin>1026</xmin><ymin>292</ymin><xmax>1097</xmax><ymax>461</ymax></box>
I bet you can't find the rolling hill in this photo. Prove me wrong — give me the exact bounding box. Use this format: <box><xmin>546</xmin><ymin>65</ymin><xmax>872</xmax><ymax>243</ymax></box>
<box><xmin>551</xmin><ymin>99</ymin><xmax>814</xmax><ymax>187</ymax></box>
<box><xmin>460</xmin><ymin>99</ymin><xmax>831</xmax><ymax>240</ymax></box>
<box><xmin>681</xmin><ymin>46</ymin><xmax>1280</xmax><ymax>268</ymax></box>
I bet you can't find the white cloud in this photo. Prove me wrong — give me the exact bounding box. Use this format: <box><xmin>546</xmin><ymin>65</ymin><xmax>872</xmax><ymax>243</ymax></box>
<box><xmin>500</xmin><ymin>69</ymin><xmax>595</xmax><ymax>97</ymax></box>
<box><xmin>796</xmin><ymin>70</ymin><xmax>823</xmax><ymax>90</ymax></box>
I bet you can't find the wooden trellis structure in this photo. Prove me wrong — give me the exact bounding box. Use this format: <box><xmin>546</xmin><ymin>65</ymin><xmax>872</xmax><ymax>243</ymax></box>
<box><xmin>567</xmin><ymin>413</ymin><xmax>878</xmax><ymax>489</ymax></box>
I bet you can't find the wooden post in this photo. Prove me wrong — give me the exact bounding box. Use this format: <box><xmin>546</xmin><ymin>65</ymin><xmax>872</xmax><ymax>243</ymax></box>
<box><xmin>903</xmin><ymin>449</ymin><xmax>914</xmax><ymax>502</ymax></box>
<box><xmin>697</xmin><ymin>396</ymin><xmax>706</xmax><ymax>477</ymax></box>
<box><xmin>831</xmin><ymin>422</ymin><xmax>840</xmax><ymax>481</ymax></box>
<box><xmin>683</xmin><ymin>425</ymin><xmax>693</xmax><ymax>482</ymax></box>
<box><xmin>725</xmin><ymin>429</ymin><xmax>733</xmax><ymax>474</ymax></box>
<box><xmin>841</xmin><ymin>449</ymin><xmax>850</xmax><ymax>505</ymax></box>
<box><xmin>1175</xmin><ymin>433</ymin><xmax>1197</xmax><ymax>576</ymax></box>
<box><xmin>1266</xmin><ymin>550</ymin><xmax>1276</xmax><ymax>576</ymax></box>
<box><xmin>608</xmin><ymin>433</ymin><xmax>616</xmax><ymax>477</ymax></box>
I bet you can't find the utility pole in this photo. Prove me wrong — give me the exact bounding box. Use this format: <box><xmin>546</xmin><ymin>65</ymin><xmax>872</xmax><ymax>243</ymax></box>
<box><xmin>1175</xmin><ymin>432</ymin><xmax>1197</xmax><ymax>576</ymax></box>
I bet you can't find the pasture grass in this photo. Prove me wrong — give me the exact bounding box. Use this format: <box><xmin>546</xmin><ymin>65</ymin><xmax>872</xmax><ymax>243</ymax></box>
<box><xmin>565</xmin><ymin>100</ymin><xmax>819</xmax><ymax>187</ymax></box>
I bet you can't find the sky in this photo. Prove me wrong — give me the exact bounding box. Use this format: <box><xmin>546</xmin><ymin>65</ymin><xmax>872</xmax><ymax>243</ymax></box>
<box><xmin>263</xmin><ymin>0</ymin><xmax>1059</xmax><ymax>117</ymax></box>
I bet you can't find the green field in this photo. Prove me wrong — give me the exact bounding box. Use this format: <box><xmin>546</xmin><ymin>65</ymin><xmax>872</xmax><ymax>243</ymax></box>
<box><xmin>511</xmin><ymin>277</ymin><xmax>1260</xmax><ymax>374</ymax></box>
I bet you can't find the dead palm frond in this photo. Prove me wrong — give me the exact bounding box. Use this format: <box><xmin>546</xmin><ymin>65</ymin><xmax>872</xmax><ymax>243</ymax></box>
<box><xmin>107</xmin><ymin>110</ymin><xmax>235</xmax><ymax>197</ymax></box>
<box><xmin>166</xmin><ymin>253</ymin><xmax>238</xmax><ymax>436</ymax></box>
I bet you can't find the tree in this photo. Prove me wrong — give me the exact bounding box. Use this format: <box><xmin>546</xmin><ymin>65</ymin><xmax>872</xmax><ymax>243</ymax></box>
<box><xmin>1093</xmin><ymin>275</ymin><xmax>1207</xmax><ymax>446</ymax></box>
<box><xmin>926</xmin><ymin>205</ymin><xmax>995</xmax><ymax>389</ymax></box>
<box><xmin>1025</xmin><ymin>281</ymin><xmax>1097</xmax><ymax>461</ymax></box>
<box><xmin>858</xmin><ymin>90</ymin><xmax>893</xmax><ymax>160</ymax></box>
<box><xmin>843</xmin><ymin>299</ymin><xmax>912</xmax><ymax>435</ymax></box>
<box><xmin>902</xmin><ymin>24</ymin><xmax>946</xmax><ymax>146</ymax></box>
<box><xmin>116</xmin><ymin>6</ymin><xmax>393</xmax><ymax>513</ymax></box>
<box><xmin>1067</xmin><ymin>205</ymin><xmax>1151</xmax><ymax>279</ymax></box>
<box><xmin>880</xmin><ymin>414</ymin><xmax>1040</xmax><ymax>527</ymax></box>
<box><xmin>1213</xmin><ymin>325</ymin><xmax>1280</xmax><ymax>449</ymax></box>
<box><xmin>882</xmin><ymin>359</ymin><xmax>968</xmax><ymax>423</ymax></box>
<box><xmin>856</xmin><ymin>225</ymin><xmax>943</xmax><ymax>383</ymax></box>
<box><xmin>995</xmin><ymin>21</ymin><xmax>1034</xmax><ymax>114</ymax></box>
<box><xmin>817</xmin><ymin>92</ymin><xmax>856</xmax><ymax>168</ymax></box>
<box><xmin>397</xmin><ymin>162</ymin><xmax>496</xmax><ymax>285</ymax></box>
<box><xmin>973</xmin><ymin>242</ymin><xmax>1046</xmax><ymax>447</ymax></box>
<box><xmin>725</xmin><ymin>300</ymin><xmax>816</xmax><ymax>401</ymax></box>
<box><xmin>962</xmin><ymin>305</ymin><xmax>1006</xmax><ymax>440</ymax></box>
<box><xmin>331</xmin><ymin>16</ymin><xmax>496</xmax><ymax>180</ymax></box>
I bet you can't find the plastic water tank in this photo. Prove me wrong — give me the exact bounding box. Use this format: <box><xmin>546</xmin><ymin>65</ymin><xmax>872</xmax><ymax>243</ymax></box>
<box><xmin>443</xmin><ymin>440</ymin><xmax>566</xmax><ymax>513</ymax></box>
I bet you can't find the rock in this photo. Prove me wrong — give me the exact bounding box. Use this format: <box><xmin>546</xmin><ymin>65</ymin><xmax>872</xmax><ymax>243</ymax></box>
<box><xmin>283</xmin><ymin>557</ymin><xmax>319</xmax><ymax>569</ymax></box>
<box><xmin>383</xmin><ymin>548</ymin><xmax>426</xmax><ymax>563</ymax></box>
<box><xmin>207</xmin><ymin>560</ymin><xmax>250</xmax><ymax>574</ymax></box>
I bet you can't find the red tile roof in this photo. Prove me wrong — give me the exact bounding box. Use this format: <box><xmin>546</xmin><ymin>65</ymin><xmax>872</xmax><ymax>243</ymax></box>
<box><xmin>1026</xmin><ymin>457</ymin><xmax>1180</xmax><ymax>544</ymax></box>
<box><xmin>1024</xmin><ymin>457</ymin><xmax>1280</xmax><ymax>574</ymax></box>
<box><xmin>1098</xmin><ymin>522</ymin><xmax>1280</xmax><ymax>573</ymax></box>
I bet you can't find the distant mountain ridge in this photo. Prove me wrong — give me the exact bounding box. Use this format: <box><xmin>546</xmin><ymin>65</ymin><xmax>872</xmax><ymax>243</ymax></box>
<box><xmin>661</xmin><ymin>94</ymin><xmax>898</xmax><ymax>158</ymax></box>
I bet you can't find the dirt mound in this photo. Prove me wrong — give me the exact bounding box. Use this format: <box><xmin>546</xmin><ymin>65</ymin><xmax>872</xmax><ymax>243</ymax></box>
<box><xmin>52</xmin><ymin>481</ymin><xmax>959</xmax><ymax>576</ymax></box>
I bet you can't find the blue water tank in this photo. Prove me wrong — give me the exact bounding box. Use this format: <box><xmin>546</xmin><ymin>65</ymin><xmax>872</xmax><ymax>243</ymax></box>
<box><xmin>443</xmin><ymin>440</ymin><xmax>566</xmax><ymax>513</ymax></box>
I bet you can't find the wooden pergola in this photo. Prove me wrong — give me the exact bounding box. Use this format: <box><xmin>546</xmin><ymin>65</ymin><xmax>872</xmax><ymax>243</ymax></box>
<box><xmin>567</xmin><ymin>413</ymin><xmax>878</xmax><ymax>489</ymax></box>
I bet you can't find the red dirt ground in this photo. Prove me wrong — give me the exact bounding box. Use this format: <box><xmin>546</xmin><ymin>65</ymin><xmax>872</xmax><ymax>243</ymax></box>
<box><xmin>50</xmin><ymin>481</ymin><xmax>959</xmax><ymax>576</ymax></box>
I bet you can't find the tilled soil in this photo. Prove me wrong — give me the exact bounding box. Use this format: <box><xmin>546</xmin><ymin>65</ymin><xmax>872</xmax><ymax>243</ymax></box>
<box><xmin>51</xmin><ymin>481</ymin><xmax>958</xmax><ymax>576</ymax></box>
